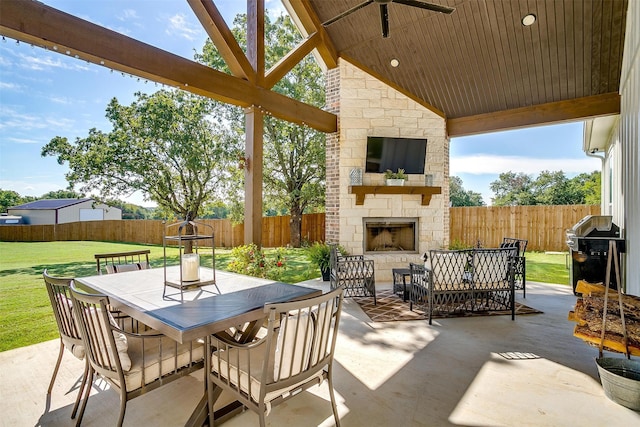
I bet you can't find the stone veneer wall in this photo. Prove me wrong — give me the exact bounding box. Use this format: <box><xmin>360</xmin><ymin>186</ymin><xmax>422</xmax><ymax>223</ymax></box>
<box><xmin>325</xmin><ymin>59</ymin><xmax>450</xmax><ymax>283</ymax></box>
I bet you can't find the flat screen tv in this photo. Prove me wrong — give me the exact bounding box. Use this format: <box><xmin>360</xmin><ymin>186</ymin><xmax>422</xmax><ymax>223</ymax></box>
<box><xmin>365</xmin><ymin>136</ymin><xmax>427</xmax><ymax>174</ymax></box>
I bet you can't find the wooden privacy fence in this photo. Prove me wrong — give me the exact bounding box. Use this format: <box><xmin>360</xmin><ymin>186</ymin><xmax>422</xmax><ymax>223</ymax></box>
<box><xmin>0</xmin><ymin>206</ymin><xmax>597</xmax><ymax>252</ymax></box>
<box><xmin>0</xmin><ymin>213</ymin><xmax>326</xmax><ymax>248</ymax></box>
<box><xmin>449</xmin><ymin>205</ymin><xmax>600</xmax><ymax>252</ymax></box>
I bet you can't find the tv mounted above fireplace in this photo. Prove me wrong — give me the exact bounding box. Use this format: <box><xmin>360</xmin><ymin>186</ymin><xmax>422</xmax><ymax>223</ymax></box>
<box><xmin>365</xmin><ymin>136</ymin><xmax>427</xmax><ymax>174</ymax></box>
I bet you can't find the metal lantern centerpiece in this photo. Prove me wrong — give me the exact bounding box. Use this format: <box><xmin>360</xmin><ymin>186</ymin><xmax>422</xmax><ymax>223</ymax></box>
<box><xmin>163</xmin><ymin>217</ymin><xmax>215</xmax><ymax>300</ymax></box>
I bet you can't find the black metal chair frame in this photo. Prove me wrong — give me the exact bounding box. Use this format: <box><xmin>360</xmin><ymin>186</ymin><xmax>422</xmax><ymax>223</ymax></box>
<box><xmin>501</xmin><ymin>237</ymin><xmax>528</xmax><ymax>297</ymax></box>
<box><xmin>329</xmin><ymin>244</ymin><xmax>376</xmax><ymax>304</ymax></box>
<box><xmin>410</xmin><ymin>248</ymin><xmax>516</xmax><ymax>324</ymax></box>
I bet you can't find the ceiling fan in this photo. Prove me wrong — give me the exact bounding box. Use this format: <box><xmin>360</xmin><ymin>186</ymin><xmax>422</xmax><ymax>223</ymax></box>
<box><xmin>322</xmin><ymin>0</ymin><xmax>456</xmax><ymax>38</ymax></box>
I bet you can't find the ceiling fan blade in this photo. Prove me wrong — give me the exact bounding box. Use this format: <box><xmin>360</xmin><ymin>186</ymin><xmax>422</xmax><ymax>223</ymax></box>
<box><xmin>380</xmin><ymin>4</ymin><xmax>390</xmax><ymax>38</ymax></box>
<box><xmin>393</xmin><ymin>0</ymin><xmax>456</xmax><ymax>14</ymax></box>
<box><xmin>322</xmin><ymin>0</ymin><xmax>374</xmax><ymax>26</ymax></box>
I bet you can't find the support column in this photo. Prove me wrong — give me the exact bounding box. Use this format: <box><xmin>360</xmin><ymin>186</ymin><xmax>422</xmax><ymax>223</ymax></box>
<box><xmin>244</xmin><ymin>0</ymin><xmax>265</xmax><ymax>247</ymax></box>
<box><xmin>244</xmin><ymin>106</ymin><xmax>263</xmax><ymax>246</ymax></box>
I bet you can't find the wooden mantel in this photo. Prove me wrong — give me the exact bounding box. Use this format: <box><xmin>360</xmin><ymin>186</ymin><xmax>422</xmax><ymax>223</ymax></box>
<box><xmin>349</xmin><ymin>185</ymin><xmax>442</xmax><ymax>206</ymax></box>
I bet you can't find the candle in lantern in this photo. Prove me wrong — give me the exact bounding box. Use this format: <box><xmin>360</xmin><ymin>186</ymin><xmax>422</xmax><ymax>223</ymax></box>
<box><xmin>181</xmin><ymin>253</ymin><xmax>200</xmax><ymax>282</ymax></box>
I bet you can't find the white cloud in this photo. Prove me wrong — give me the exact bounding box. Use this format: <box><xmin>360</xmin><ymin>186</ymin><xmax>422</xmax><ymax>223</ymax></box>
<box><xmin>48</xmin><ymin>96</ymin><xmax>73</xmax><ymax>105</ymax></box>
<box><xmin>166</xmin><ymin>13</ymin><xmax>201</xmax><ymax>41</ymax></box>
<box><xmin>0</xmin><ymin>107</ymin><xmax>75</xmax><ymax>133</ymax></box>
<box><xmin>0</xmin><ymin>81</ymin><xmax>20</xmax><ymax>91</ymax></box>
<box><xmin>119</xmin><ymin>9</ymin><xmax>139</xmax><ymax>21</ymax></box>
<box><xmin>266</xmin><ymin>0</ymin><xmax>287</xmax><ymax>17</ymax></box>
<box><xmin>17</xmin><ymin>53</ymin><xmax>89</xmax><ymax>72</ymax></box>
<box><xmin>450</xmin><ymin>154</ymin><xmax>601</xmax><ymax>176</ymax></box>
<box><xmin>5</xmin><ymin>136</ymin><xmax>39</xmax><ymax>144</ymax></box>
<box><xmin>0</xmin><ymin>179</ymin><xmax>66</xmax><ymax>197</ymax></box>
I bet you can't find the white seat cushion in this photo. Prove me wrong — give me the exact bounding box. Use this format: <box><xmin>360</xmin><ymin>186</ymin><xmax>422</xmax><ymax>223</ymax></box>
<box><xmin>211</xmin><ymin>341</ymin><xmax>323</xmax><ymax>407</ymax></box>
<box><xmin>123</xmin><ymin>337</ymin><xmax>204</xmax><ymax>390</ymax></box>
<box><xmin>274</xmin><ymin>312</ymin><xmax>314</xmax><ymax>380</ymax></box>
<box><xmin>105</xmin><ymin>262</ymin><xmax>148</xmax><ymax>274</ymax></box>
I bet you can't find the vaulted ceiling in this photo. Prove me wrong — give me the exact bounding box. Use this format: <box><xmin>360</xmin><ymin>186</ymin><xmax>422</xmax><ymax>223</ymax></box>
<box><xmin>291</xmin><ymin>0</ymin><xmax>627</xmax><ymax>136</ymax></box>
<box><xmin>0</xmin><ymin>0</ymin><xmax>628</xmax><ymax>138</ymax></box>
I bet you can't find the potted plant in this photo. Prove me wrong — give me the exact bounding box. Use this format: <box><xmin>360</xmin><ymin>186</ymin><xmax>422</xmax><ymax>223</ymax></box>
<box><xmin>384</xmin><ymin>168</ymin><xmax>407</xmax><ymax>186</ymax></box>
<box><xmin>306</xmin><ymin>241</ymin><xmax>331</xmax><ymax>281</ymax></box>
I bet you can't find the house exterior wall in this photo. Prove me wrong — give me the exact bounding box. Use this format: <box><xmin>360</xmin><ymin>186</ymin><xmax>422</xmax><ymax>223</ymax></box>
<box><xmin>326</xmin><ymin>59</ymin><xmax>448</xmax><ymax>282</ymax></box>
<box><xmin>586</xmin><ymin>2</ymin><xmax>639</xmax><ymax>296</ymax></box>
<box><xmin>8</xmin><ymin>201</ymin><xmax>122</xmax><ymax>225</ymax></box>
<box><xmin>58</xmin><ymin>201</ymin><xmax>121</xmax><ymax>223</ymax></box>
<box><xmin>6</xmin><ymin>209</ymin><xmax>54</xmax><ymax>225</ymax></box>
<box><xmin>619</xmin><ymin>0</ymin><xmax>640</xmax><ymax>296</ymax></box>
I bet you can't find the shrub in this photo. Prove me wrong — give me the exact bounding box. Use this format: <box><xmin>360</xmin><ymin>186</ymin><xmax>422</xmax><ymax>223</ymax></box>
<box><xmin>448</xmin><ymin>239</ymin><xmax>473</xmax><ymax>250</ymax></box>
<box><xmin>306</xmin><ymin>242</ymin><xmax>331</xmax><ymax>271</ymax></box>
<box><xmin>227</xmin><ymin>244</ymin><xmax>287</xmax><ymax>281</ymax></box>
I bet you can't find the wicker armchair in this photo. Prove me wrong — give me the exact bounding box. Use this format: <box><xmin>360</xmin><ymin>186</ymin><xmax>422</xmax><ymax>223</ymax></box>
<box><xmin>410</xmin><ymin>249</ymin><xmax>515</xmax><ymax>324</ymax></box>
<box><xmin>500</xmin><ymin>237</ymin><xmax>527</xmax><ymax>297</ymax></box>
<box><xmin>329</xmin><ymin>244</ymin><xmax>376</xmax><ymax>304</ymax></box>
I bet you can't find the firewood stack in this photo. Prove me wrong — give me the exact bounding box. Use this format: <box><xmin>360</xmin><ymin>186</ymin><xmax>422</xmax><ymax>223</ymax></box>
<box><xmin>568</xmin><ymin>280</ymin><xmax>640</xmax><ymax>356</ymax></box>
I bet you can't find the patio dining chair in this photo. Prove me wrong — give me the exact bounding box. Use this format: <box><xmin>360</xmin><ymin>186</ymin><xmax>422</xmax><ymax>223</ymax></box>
<box><xmin>94</xmin><ymin>249</ymin><xmax>151</xmax><ymax>275</ymax></box>
<box><xmin>69</xmin><ymin>283</ymin><xmax>204</xmax><ymax>427</ymax></box>
<box><xmin>207</xmin><ymin>286</ymin><xmax>345</xmax><ymax>427</ymax></box>
<box><xmin>42</xmin><ymin>270</ymin><xmax>89</xmax><ymax>420</ymax></box>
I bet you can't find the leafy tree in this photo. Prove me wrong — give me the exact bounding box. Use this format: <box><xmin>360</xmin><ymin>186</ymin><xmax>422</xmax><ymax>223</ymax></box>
<box><xmin>490</xmin><ymin>170</ymin><xmax>601</xmax><ymax>206</ymax></box>
<box><xmin>40</xmin><ymin>189</ymin><xmax>85</xmax><ymax>199</ymax></box>
<box><xmin>569</xmin><ymin>171</ymin><xmax>601</xmax><ymax>205</ymax></box>
<box><xmin>449</xmin><ymin>176</ymin><xmax>484</xmax><ymax>206</ymax></box>
<box><xmin>531</xmin><ymin>170</ymin><xmax>578</xmax><ymax>205</ymax></box>
<box><xmin>490</xmin><ymin>172</ymin><xmax>536</xmax><ymax>206</ymax></box>
<box><xmin>42</xmin><ymin>90</ymin><xmax>237</xmax><ymax>221</ymax></box>
<box><xmin>106</xmin><ymin>201</ymin><xmax>152</xmax><ymax>220</ymax></box>
<box><xmin>0</xmin><ymin>189</ymin><xmax>25</xmax><ymax>212</ymax></box>
<box><xmin>200</xmin><ymin>200</ymin><xmax>230</xmax><ymax>219</ymax></box>
<box><xmin>197</xmin><ymin>14</ymin><xmax>326</xmax><ymax>247</ymax></box>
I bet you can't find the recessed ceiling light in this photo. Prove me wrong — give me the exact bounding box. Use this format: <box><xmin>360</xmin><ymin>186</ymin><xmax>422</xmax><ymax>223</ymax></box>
<box><xmin>522</xmin><ymin>14</ymin><xmax>536</xmax><ymax>26</ymax></box>
<box><xmin>390</xmin><ymin>58</ymin><xmax>399</xmax><ymax>67</ymax></box>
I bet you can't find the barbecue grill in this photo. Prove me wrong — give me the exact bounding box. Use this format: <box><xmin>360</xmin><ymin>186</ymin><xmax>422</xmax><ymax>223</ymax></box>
<box><xmin>566</xmin><ymin>215</ymin><xmax>625</xmax><ymax>294</ymax></box>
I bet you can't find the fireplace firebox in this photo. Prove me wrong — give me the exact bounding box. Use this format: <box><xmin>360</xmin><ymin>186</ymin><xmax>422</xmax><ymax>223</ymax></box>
<box><xmin>364</xmin><ymin>218</ymin><xmax>418</xmax><ymax>253</ymax></box>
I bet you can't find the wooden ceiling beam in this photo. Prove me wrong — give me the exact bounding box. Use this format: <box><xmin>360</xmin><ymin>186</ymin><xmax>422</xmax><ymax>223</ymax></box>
<box><xmin>186</xmin><ymin>0</ymin><xmax>254</xmax><ymax>82</ymax></box>
<box><xmin>282</xmin><ymin>0</ymin><xmax>338</xmax><ymax>69</ymax></box>
<box><xmin>264</xmin><ymin>32</ymin><xmax>320</xmax><ymax>89</ymax></box>
<box><xmin>446</xmin><ymin>93</ymin><xmax>621</xmax><ymax>137</ymax></box>
<box><xmin>247</xmin><ymin>0</ymin><xmax>265</xmax><ymax>87</ymax></box>
<box><xmin>0</xmin><ymin>0</ymin><xmax>337</xmax><ymax>133</ymax></box>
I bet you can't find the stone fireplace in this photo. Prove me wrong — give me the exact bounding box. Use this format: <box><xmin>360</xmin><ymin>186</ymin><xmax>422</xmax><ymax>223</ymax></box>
<box><xmin>364</xmin><ymin>218</ymin><xmax>418</xmax><ymax>253</ymax></box>
<box><xmin>325</xmin><ymin>59</ymin><xmax>449</xmax><ymax>282</ymax></box>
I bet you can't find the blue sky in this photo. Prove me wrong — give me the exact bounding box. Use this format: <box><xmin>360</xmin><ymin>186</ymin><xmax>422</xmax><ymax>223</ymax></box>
<box><xmin>0</xmin><ymin>1</ymin><xmax>600</xmax><ymax>206</ymax></box>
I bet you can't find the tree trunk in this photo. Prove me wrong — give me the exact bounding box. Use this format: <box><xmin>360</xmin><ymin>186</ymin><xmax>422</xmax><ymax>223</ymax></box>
<box><xmin>289</xmin><ymin>206</ymin><xmax>303</xmax><ymax>248</ymax></box>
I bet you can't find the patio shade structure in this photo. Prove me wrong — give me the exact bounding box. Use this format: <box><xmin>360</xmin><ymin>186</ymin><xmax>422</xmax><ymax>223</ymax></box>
<box><xmin>0</xmin><ymin>0</ymin><xmax>627</xmax><ymax>245</ymax></box>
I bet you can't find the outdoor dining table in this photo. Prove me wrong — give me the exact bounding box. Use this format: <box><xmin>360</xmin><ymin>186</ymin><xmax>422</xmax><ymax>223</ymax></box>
<box><xmin>74</xmin><ymin>266</ymin><xmax>321</xmax><ymax>426</ymax></box>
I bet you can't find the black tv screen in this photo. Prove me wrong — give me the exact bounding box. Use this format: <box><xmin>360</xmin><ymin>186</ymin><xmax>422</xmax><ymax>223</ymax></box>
<box><xmin>365</xmin><ymin>136</ymin><xmax>427</xmax><ymax>174</ymax></box>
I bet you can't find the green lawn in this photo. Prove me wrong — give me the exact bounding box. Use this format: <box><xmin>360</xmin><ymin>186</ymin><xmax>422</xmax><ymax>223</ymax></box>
<box><xmin>0</xmin><ymin>241</ymin><xmax>569</xmax><ymax>352</ymax></box>
<box><xmin>525</xmin><ymin>251</ymin><xmax>570</xmax><ymax>285</ymax></box>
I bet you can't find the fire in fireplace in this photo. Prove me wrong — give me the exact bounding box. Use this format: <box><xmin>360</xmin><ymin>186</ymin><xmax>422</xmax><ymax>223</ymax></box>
<box><xmin>364</xmin><ymin>218</ymin><xmax>418</xmax><ymax>253</ymax></box>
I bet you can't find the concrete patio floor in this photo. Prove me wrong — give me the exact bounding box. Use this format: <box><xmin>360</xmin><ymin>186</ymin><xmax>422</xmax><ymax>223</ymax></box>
<box><xmin>1</xmin><ymin>281</ymin><xmax>639</xmax><ymax>426</ymax></box>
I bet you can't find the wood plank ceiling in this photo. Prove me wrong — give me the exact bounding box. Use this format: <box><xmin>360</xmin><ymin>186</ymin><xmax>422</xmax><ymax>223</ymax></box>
<box><xmin>299</xmin><ymin>0</ymin><xmax>628</xmax><ymax>136</ymax></box>
<box><xmin>0</xmin><ymin>0</ymin><xmax>628</xmax><ymax>138</ymax></box>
